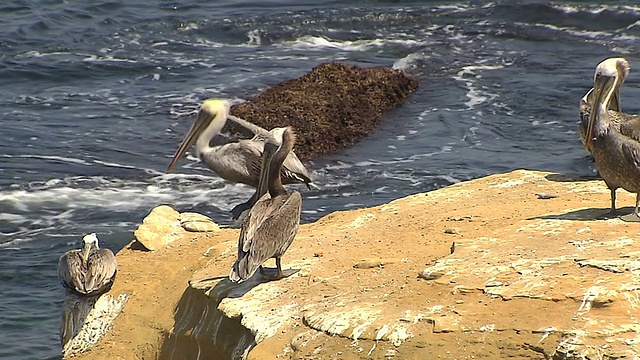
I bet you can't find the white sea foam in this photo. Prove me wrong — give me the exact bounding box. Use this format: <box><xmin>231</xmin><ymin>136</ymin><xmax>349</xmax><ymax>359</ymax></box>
<box><xmin>278</xmin><ymin>35</ymin><xmax>426</xmax><ymax>52</ymax></box>
<box><xmin>453</xmin><ymin>64</ymin><xmax>505</xmax><ymax>109</ymax></box>
<box><xmin>246</xmin><ymin>29</ymin><xmax>262</xmax><ymax>45</ymax></box>
<box><xmin>551</xmin><ymin>4</ymin><xmax>640</xmax><ymax>16</ymax></box>
<box><xmin>432</xmin><ymin>4</ymin><xmax>470</xmax><ymax>12</ymax></box>
<box><xmin>530</xmin><ymin>23</ymin><xmax>610</xmax><ymax>40</ymax></box>
<box><xmin>92</xmin><ymin>159</ymin><xmax>140</xmax><ymax>170</ymax></box>
<box><xmin>15</xmin><ymin>154</ymin><xmax>92</xmax><ymax>166</ymax></box>
<box><xmin>82</xmin><ymin>55</ymin><xmax>139</xmax><ymax>63</ymax></box>
<box><xmin>393</xmin><ymin>52</ymin><xmax>426</xmax><ymax>71</ymax></box>
<box><xmin>17</xmin><ymin>50</ymin><xmax>79</xmax><ymax>59</ymax></box>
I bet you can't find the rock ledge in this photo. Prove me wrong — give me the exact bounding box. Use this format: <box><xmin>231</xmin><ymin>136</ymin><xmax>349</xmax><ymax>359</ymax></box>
<box><xmin>72</xmin><ymin>170</ymin><xmax>640</xmax><ymax>360</ymax></box>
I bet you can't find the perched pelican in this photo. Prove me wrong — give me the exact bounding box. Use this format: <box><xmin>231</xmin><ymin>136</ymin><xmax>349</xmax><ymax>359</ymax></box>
<box><xmin>585</xmin><ymin>57</ymin><xmax>640</xmax><ymax>220</ymax></box>
<box><xmin>579</xmin><ymin>86</ymin><xmax>620</xmax><ymax>147</ymax></box>
<box><xmin>229</xmin><ymin>126</ymin><xmax>302</xmax><ymax>282</ymax></box>
<box><xmin>58</xmin><ymin>233</ymin><xmax>117</xmax><ymax>296</ymax></box>
<box><xmin>167</xmin><ymin>99</ymin><xmax>312</xmax><ymax>219</ymax></box>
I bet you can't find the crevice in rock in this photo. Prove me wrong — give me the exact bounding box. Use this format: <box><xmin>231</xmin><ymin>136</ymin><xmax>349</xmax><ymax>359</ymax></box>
<box><xmin>159</xmin><ymin>286</ymin><xmax>256</xmax><ymax>360</ymax></box>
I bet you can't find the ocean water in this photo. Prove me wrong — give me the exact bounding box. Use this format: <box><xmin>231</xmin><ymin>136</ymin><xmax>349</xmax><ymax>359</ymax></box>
<box><xmin>1</xmin><ymin>1</ymin><xmax>639</xmax><ymax>358</ymax></box>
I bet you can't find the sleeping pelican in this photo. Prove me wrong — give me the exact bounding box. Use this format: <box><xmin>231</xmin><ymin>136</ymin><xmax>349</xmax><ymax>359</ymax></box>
<box><xmin>58</xmin><ymin>233</ymin><xmax>117</xmax><ymax>296</ymax></box>
<box><xmin>585</xmin><ymin>57</ymin><xmax>640</xmax><ymax>220</ymax></box>
<box><xmin>167</xmin><ymin>99</ymin><xmax>312</xmax><ymax>219</ymax></box>
<box><xmin>229</xmin><ymin>126</ymin><xmax>302</xmax><ymax>282</ymax></box>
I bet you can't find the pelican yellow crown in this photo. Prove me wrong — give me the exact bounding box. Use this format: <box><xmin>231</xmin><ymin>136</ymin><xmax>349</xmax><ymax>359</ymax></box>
<box><xmin>200</xmin><ymin>98</ymin><xmax>230</xmax><ymax>115</ymax></box>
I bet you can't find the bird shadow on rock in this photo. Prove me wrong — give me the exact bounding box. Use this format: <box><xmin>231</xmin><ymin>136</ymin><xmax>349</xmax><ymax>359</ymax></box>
<box><xmin>528</xmin><ymin>206</ymin><xmax>635</xmax><ymax>221</ymax></box>
<box><xmin>192</xmin><ymin>267</ymin><xmax>295</xmax><ymax>300</ymax></box>
<box><xmin>544</xmin><ymin>172</ymin><xmax>600</xmax><ymax>183</ymax></box>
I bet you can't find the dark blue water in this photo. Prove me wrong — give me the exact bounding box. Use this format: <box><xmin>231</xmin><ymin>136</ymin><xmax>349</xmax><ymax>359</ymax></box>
<box><xmin>1</xmin><ymin>1</ymin><xmax>639</xmax><ymax>358</ymax></box>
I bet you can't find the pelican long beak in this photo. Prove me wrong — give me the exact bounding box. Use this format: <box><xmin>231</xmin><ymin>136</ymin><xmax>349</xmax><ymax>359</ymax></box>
<box><xmin>82</xmin><ymin>240</ymin><xmax>92</xmax><ymax>263</ymax></box>
<box><xmin>256</xmin><ymin>141</ymin><xmax>279</xmax><ymax>193</ymax></box>
<box><xmin>167</xmin><ymin>109</ymin><xmax>215</xmax><ymax>172</ymax></box>
<box><xmin>263</xmin><ymin>141</ymin><xmax>280</xmax><ymax>159</ymax></box>
<box><xmin>585</xmin><ymin>75</ymin><xmax>616</xmax><ymax>150</ymax></box>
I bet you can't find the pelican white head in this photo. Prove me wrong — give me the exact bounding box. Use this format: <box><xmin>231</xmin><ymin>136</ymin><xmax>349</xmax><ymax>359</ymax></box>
<box><xmin>586</xmin><ymin>57</ymin><xmax>631</xmax><ymax>150</ymax></box>
<box><xmin>594</xmin><ymin>57</ymin><xmax>630</xmax><ymax>82</ymax></box>
<box><xmin>269</xmin><ymin>127</ymin><xmax>289</xmax><ymax>146</ymax></box>
<box><xmin>167</xmin><ymin>98</ymin><xmax>232</xmax><ymax>171</ymax></box>
<box><xmin>82</xmin><ymin>233</ymin><xmax>99</xmax><ymax>262</ymax></box>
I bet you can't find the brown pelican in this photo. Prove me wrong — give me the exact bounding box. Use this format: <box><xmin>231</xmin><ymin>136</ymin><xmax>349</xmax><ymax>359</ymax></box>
<box><xmin>58</xmin><ymin>233</ymin><xmax>117</xmax><ymax>296</ymax></box>
<box><xmin>166</xmin><ymin>99</ymin><xmax>312</xmax><ymax>219</ymax></box>
<box><xmin>585</xmin><ymin>57</ymin><xmax>640</xmax><ymax>220</ymax></box>
<box><xmin>229</xmin><ymin>126</ymin><xmax>302</xmax><ymax>282</ymax></box>
<box><xmin>579</xmin><ymin>86</ymin><xmax>620</xmax><ymax>147</ymax></box>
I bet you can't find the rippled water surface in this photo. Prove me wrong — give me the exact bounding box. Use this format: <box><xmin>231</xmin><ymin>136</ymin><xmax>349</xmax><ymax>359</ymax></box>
<box><xmin>1</xmin><ymin>1</ymin><xmax>640</xmax><ymax>358</ymax></box>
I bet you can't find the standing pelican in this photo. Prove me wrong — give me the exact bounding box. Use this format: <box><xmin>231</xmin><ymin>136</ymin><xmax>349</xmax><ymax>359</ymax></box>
<box><xmin>229</xmin><ymin>126</ymin><xmax>302</xmax><ymax>282</ymax></box>
<box><xmin>585</xmin><ymin>57</ymin><xmax>640</xmax><ymax>220</ymax></box>
<box><xmin>58</xmin><ymin>233</ymin><xmax>117</xmax><ymax>296</ymax></box>
<box><xmin>167</xmin><ymin>99</ymin><xmax>312</xmax><ymax>219</ymax></box>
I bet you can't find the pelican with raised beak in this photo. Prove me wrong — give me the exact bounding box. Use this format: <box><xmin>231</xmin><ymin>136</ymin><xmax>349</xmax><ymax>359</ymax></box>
<box><xmin>167</xmin><ymin>99</ymin><xmax>312</xmax><ymax>219</ymax></box>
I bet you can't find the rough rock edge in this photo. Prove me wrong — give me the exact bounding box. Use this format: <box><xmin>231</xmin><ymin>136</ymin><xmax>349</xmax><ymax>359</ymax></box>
<box><xmin>71</xmin><ymin>170</ymin><xmax>640</xmax><ymax>360</ymax></box>
<box><xmin>179</xmin><ymin>170</ymin><xmax>640</xmax><ymax>360</ymax></box>
<box><xmin>62</xmin><ymin>293</ymin><xmax>128</xmax><ymax>358</ymax></box>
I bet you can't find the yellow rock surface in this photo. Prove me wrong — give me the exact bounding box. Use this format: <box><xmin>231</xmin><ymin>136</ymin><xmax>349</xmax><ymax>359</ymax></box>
<box><xmin>71</xmin><ymin>170</ymin><xmax>640</xmax><ymax>360</ymax></box>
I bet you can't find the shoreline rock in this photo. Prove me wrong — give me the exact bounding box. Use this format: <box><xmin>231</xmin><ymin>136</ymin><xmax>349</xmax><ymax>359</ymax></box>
<box><xmin>71</xmin><ymin>170</ymin><xmax>640</xmax><ymax>359</ymax></box>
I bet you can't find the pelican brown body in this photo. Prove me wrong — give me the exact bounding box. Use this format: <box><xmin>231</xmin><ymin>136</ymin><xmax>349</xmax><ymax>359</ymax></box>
<box><xmin>229</xmin><ymin>127</ymin><xmax>302</xmax><ymax>283</ymax></box>
<box><xmin>167</xmin><ymin>99</ymin><xmax>312</xmax><ymax>219</ymax></box>
<box><xmin>584</xmin><ymin>57</ymin><xmax>640</xmax><ymax>219</ymax></box>
<box><xmin>58</xmin><ymin>233</ymin><xmax>117</xmax><ymax>296</ymax></box>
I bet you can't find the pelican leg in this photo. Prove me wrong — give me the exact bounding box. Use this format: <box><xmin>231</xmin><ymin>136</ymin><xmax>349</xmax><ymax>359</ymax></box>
<box><xmin>231</xmin><ymin>192</ymin><xmax>259</xmax><ymax>220</ymax></box>
<box><xmin>268</xmin><ymin>257</ymin><xmax>299</xmax><ymax>280</ymax></box>
<box><xmin>259</xmin><ymin>265</ymin><xmax>266</xmax><ymax>275</ymax></box>
<box><xmin>275</xmin><ymin>257</ymin><xmax>283</xmax><ymax>279</ymax></box>
<box><xmin>611</xmin><ymin>188</ymin><xmax>617</xmax><ymax>214</ymax></box>
<box><xmin>597</xmin><ymin>188</ymin><xmax>618</xmax><ymax>219</ymax></box>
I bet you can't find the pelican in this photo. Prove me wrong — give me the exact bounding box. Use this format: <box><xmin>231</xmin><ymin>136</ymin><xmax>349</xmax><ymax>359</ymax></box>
<box><xmin>579</xmin><ymin>86</ymin><xmax>620</xmax><ymax>147</ymax></box>
<box><xmin>229</xmin><ymin>126</ymin><xmax>302</xmax><ymax>282</ymax></box>
<box><xmin>58</xmin><ymin>233</ymin><xmax>117</xmax><ymax>296</ymax></box>
<box><xmin>585</xmin><ymin>57</ymin><xmax>640</xmax><ymax>220</ymax></box>
<box><xmin>167</xmin><ymin>99</ymin><xmax>312</xmax><ymax>219</ymax></box>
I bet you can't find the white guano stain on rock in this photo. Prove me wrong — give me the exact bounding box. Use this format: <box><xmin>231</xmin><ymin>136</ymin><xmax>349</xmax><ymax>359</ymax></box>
<box><xmin>62</xmin><ymin>293</ymin><xmax>128</xmax><ymax>358</ymax></box>
<box><xmin>347</xmin><ymin>213</ymin><xmax>375</xmax><ymax>229</ymax></box>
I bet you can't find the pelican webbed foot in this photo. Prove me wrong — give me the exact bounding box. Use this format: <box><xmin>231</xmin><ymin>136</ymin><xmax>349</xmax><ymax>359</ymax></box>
<box><xmin>619</xmin><ymin>194</ymin><xmax>640</xmax><ymax>222</ymax></box>
<box><xmin>595</xmin><ymin>188</ymin><xmax>618</xmax><ymax>220</ymax></box>
<box><xmin>619</xmin><ymin>213</ymin><xmax>640</xmax><ymax>222</ymax></box>
<box><xmin>260</xmin><ymin>258</ymin><xmax>300</xmax><ymax>281</ymax></box>
<box><xmin>272</xmin><ymin>268</ymin><xmax>300</xmax><ymax>279</ymax></box>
